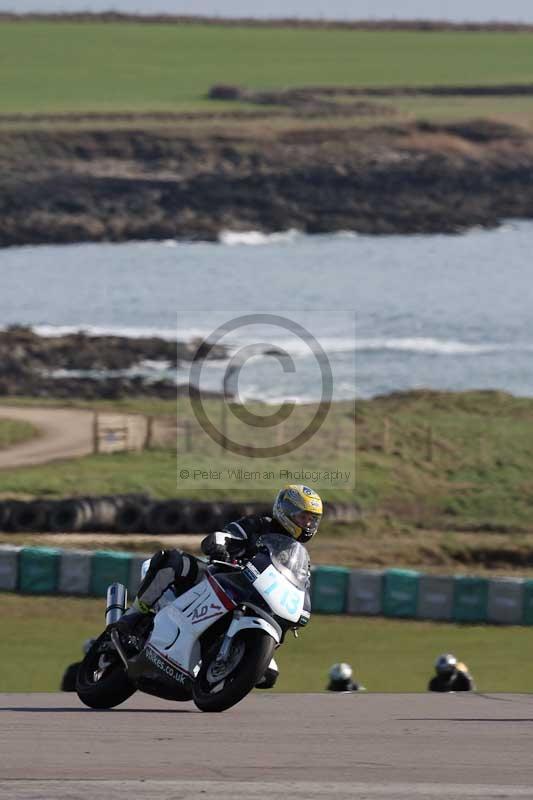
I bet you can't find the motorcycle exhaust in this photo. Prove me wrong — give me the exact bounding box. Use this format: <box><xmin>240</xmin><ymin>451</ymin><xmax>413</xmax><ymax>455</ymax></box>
<box><xmin>105</xmin><ymin>582</ymin><xmax>127</xmax><ymax>626</ymax></box>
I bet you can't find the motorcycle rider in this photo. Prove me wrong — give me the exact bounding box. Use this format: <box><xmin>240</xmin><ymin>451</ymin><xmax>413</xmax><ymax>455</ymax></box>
<box><xmin>428</xmin><ymin>653</ymin><xmax>475</xmax><ymax>692</ymax></box>
<box><xmin>326</xmin><ymin>662</ymin><xmax>364</xmax><ymax>692</ymax></box>
<box><xmin>110</xmin><ymin>485</ymin><xmax>323</xmax><ymax>683</ymax></box>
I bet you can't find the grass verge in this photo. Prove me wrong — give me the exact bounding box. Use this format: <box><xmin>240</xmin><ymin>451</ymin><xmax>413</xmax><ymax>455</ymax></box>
<box><xmin>1</xmin><ymin>593</ymin><xmax>532</xmax><ymax>693</ymax></box>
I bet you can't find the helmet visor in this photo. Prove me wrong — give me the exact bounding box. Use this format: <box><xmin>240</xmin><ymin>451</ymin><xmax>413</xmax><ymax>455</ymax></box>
<box><xmin>281</xmin><ymin>498</ymin><xmax>321</xmax><ymax>537</ymax></box>
<box><xmin>293</xmin><ymin>510</ymin><xmax>321</xmax><ymax>536</ymax></box>
<box><xmin>436</xmin><ymin>655</ymin><xmax>457</xmax><ymax>674</ymax></box>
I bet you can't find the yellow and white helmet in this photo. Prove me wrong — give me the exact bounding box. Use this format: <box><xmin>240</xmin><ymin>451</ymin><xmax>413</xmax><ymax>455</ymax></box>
<box><xmin>273</xmin><ymin>484</ymin><xmax>323</xmax><ymax>542</ymax></box>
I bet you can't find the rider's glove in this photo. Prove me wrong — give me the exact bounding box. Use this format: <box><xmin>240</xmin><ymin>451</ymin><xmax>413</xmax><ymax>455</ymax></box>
<box><xmin>209</xmin><ymin>544</ymin><xmax>230</xmax><ymax>563</ymax></box>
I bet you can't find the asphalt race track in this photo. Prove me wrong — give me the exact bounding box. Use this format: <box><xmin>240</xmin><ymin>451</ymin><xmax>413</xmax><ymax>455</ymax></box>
<box><xmin>1</xmin><ymin>692</ymin><xmax>533</xmax><ymax>799</ymax></box>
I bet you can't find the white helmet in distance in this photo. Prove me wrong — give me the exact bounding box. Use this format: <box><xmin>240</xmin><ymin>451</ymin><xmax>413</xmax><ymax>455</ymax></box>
<box><xmin>329</xmin><ymin>662</ymin><xmax>353</xmax><ymax>682</ymax></box>
<box><xmin>435</xmin><ymin>653</ymin><xmax>457</xmax><ymax>675</ymax></box>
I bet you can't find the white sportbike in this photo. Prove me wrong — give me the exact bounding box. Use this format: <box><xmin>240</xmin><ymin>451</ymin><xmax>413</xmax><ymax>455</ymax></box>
<box><xmin>76</xmin><ymin>534</ymin><xmax>310</xmax><ymax>712</ymax></box>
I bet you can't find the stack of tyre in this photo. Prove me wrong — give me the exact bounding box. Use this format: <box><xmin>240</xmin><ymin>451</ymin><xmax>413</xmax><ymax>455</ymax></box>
<box><xmin>0</xmin><ymin>496</ymin><xmax>270</xmax><ymax>535</ymax></box>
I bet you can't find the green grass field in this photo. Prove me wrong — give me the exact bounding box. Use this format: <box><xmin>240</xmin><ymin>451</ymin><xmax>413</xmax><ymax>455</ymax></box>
<box><xmin>0</xmin><ymin>397</ymin><xmax>354</xmax><ymax>505</ymax></box>
<box><xmin>6</xmin><ymin>389</ymin><xmax>530</xmax><ymax>534</ymax></box>
<box><xmin>394</xmin><ymin>94</ymin><xmax>533</xmax><ymax>128</ymax></box>
<box><xmin>0</xmin><ymin>449</ymin><xmax>352</xmax><ymax>506</ymax></box>
<box><xmin>0</xmin><ymin>395</ymin><xmax>178</xmax><ymax>416</ymax></box>
<box><xmin>1</xmin><ymin>593</ymin><xmax>532</xmax><ymax>693</ymax></box>
<box><xmin>2</xmin><ymin>23</ymin><xmax>533</xmax><ymax>114</ymax></box>
<box><xmin>0</xmin><ymin>449</ymin><xmax>179</xmax><ymax>499</ymax></box>
<box><xmin>7</xmin><ymin>391</ymin><xmax>533</xmax><ymax>572</ymax></box>
<box><xmin>354</xmin><ymin>390</ymin><xmax>533</xmax><ymax>533</ymax></box>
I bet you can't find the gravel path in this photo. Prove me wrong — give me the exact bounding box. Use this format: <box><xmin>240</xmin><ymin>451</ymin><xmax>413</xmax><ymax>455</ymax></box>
<box><xmin>0</xmin><ymin>405</ymin><xmax>95</xmax><ymax>469</ymax></box>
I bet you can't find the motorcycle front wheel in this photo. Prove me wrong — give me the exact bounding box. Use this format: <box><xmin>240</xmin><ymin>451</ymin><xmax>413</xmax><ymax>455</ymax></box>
<box><xmin>193</xmin><ymin>629</ymin><xmax>275</xmax><ymax>713</ymax></box>
<box><xmin>76</xmin><ymin>633</ymin><xmax>136</xmax><ymax>709</ymax></box>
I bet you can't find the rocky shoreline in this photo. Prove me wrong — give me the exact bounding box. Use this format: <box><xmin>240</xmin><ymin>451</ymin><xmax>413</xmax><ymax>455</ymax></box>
<box><xmin>1</xmin><ymin>117</ymin><xmax>533</xmax><ymax>246</ymax></box>
<box><xmin>0</xmin><ymin>327</ymin><xmax>226</xmax><ymax>400</ymax></box>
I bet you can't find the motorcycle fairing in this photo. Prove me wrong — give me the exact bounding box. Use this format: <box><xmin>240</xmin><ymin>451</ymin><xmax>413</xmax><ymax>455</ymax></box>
<box><xmin>252</xmin><ymin>565</ymin><xmax>305</xmax><ymax>622</ymax></box>
<box><xmin>127</xmin><ymin>644</ymin><xmax>193</xmax><ymax>701</ymax></box>
<box><xmin>222</xmin><ymin>612</ymin><xmax>281</xmax><ymax>645</ymax></box>
<box><xmin>146</xmin><ymin>573</ymin><xmax>235</xmax><ymax>676</ymax></box>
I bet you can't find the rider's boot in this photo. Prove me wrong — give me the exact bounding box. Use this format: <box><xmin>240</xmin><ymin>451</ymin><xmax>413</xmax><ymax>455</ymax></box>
<box><xmin>107</xmin><ymin>599</ymin><xmax>153</xmax><ymax>641</ymax></box>
<box><xmin>107</xmin><ymin>550</ymin><xmax>201</xmax><ymax>643</ymax></box>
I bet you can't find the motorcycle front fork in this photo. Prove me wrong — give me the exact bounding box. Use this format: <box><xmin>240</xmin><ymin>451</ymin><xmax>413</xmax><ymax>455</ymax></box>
<box><xmin>216</xmin><ymin>608</ymin><xmax>244</xmax><ymax>663</ymax></box>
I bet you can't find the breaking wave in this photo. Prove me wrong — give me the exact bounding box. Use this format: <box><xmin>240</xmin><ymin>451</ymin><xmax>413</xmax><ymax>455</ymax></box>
<box><xmin>30</xmin><ymin>324</ymin><xmax>178</xmax><ymax>340</ymax></box>
<box><xmin>218</xmin><ymin>229</ymin><xmax>301</xmax><ymax>246</ymax></box>
<box><xmin>355</xmin><ymin>337</ymin><xmax>525</xmax><ymax>356</ymax></box>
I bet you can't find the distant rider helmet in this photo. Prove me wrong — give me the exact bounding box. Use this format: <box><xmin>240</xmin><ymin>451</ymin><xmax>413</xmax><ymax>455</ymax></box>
<box><xmin>435</xmin><ymin>653</ymin><xmax>457</xmax><ymax>676</ymax></box>
<box><xmin>273</xmin><ymin>484</ymin><xmax>323</xmax><ymax>542</ymax></box>
<box><xmin>329</xmin><ymin>662</ymin><xmax>353</xmax><ymax>683</ymax></box>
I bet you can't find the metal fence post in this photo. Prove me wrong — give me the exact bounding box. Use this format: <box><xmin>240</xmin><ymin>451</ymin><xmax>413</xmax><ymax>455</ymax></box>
<box><xmin>93</xmin><ymin>411</ymin><xmax>99</xmax><ymax>454</ymax></box>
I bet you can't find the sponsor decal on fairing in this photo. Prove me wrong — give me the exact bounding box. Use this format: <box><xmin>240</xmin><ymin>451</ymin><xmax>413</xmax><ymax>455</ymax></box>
<box><xmin>145</xmin><ymin>646</ymin><xmax>189</xmax><ymax>684</ymax></box>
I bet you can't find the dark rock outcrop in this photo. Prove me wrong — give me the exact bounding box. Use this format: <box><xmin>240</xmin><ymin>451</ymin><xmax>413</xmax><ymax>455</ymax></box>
<box><xmin>0</xmin><ymin>326</ymin><xmax>226</xmax><ymax>370</ymax></box>
<box><xmin>0</xmin><ymin>327</ymin><xmax>227</xmax><ymax>400</ymax></box>
<box><xmin>1</xmin><ymin>117</ymin><xmax>533</xmax><ymax>246</ymax></box>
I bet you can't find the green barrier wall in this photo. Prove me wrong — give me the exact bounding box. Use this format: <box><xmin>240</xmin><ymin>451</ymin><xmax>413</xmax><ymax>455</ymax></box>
<box><xmin>4</xmin><ymin>546</ymin><xmax>533</xmax><ymax>627</ymax></box>
<box><xmin>19</xmin><ymin>546</ymin><xmax>60</xmax><ymax>594</ymax></box>
<box><xmin>311</xmin><ymin>565</ymin><xmax>350</xmax><ymax>614</ymax></box>
<box><xmin>487</xmin><ymin>577</ymin><xmax>524</xmax><ymax>625</ymax></box>
<box><xmin>521</xmin><ymin>579</ymin><xmax>533</xmax><ymax>625</ymax></box>
<box><xmin>90</xmin><ymin>550</ymin><xmax>133</xmax><ymax>597</ymax></box>
<box><xmin>452</xmin><ymin>576</ymin><xmax>489</xmax><ymax>623</ymax></box>
<box><xmin>382</xmin><ymin>568</ymin><xmax>420</xmax><ymax>618</ymax></box>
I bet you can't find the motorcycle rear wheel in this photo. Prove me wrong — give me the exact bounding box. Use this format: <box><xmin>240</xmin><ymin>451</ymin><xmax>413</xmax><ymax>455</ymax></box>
<box><xmin>76</xmin><ymin>633</ymin><xmax>136</xmax><ymax>709</ymax></box>
<box><xmin>193</xmin><ymin>629</ymin><xmax>275</xmax><ymax>713</ymax></box>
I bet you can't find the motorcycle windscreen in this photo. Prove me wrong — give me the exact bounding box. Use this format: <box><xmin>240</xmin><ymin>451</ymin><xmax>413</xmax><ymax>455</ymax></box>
<box><xmin>253</xmin><ymin>565</ymin><xmax>305</xmax><ymax>622</ymax></box>
<box><xmin>255</xmin><ymin>534</ymin><xmax>310</xmax><ymax>590</ymax></box>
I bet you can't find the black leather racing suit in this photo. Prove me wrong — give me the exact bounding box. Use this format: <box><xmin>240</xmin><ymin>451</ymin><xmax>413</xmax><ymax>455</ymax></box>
<box><xmin>428</xmin><ymin>670</ymin><xmax>475</xmax><ymax>692</ymax></box>
<box><xmin>134</xmin><ymin>514</ymin><xmax>312</xmax><ymax>625</ymax></box>
<box><xmin>327</xmin><ymin>678</ymin><xmax>361</xmax><ymax>692</ymax></box>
